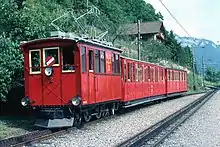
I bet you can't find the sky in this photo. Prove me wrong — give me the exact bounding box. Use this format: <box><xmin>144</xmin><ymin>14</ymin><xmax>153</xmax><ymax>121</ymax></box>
<box><xmin>146</xmin><ymin>0</ymin><xmax>220</xmax><ymax>43</ymax></box>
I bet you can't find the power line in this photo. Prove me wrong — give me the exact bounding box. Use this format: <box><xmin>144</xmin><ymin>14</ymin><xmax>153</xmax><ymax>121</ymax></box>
<box><xmin>158</xmin><ymin>0</ymin><xmax>194</xmax><ymax>39</ymax></box>
<box><xmin>157</xmin><ymin>0</ymin><xmax>197</xmax><ymax>90</ymax></box>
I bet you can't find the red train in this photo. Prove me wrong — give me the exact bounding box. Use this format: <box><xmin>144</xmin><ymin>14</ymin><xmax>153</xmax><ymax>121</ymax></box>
<box><xmin>20</xmin><ymin>31</ymin><xmax>187</xmax><ymax>128</ymax></box>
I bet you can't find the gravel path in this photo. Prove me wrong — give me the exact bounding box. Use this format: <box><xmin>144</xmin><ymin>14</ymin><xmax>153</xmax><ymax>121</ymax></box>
<box><xmin>159</xmin><ymin>91</ymin><xmax>220</xmax><ymax>147</ymax></box>
<box><xmin>35</xmin><ymin>93</ymin><xmax>205</xmax><ymax>147</ymax></box>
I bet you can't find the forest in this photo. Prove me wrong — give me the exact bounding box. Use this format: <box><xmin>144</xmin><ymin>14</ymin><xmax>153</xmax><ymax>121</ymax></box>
<box><xmin>0</xmin><ymin>0</ymin><xmax>194</xmax><ymax>101</ymax></box>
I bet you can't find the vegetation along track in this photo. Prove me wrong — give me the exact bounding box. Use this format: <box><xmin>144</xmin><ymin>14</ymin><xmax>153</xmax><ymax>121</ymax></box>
<box><xmin>117</xmin><ymin>89</ymin><xmax>218</xmax><ymax>147</ymax></box>
<box><xmin>0</xmin><ymin>129</ymin><xmax>67</xmax><ymax>147</ymax></box>
<box><xmin>0</xmin><ymin>91</ymin><xmax>208</xmax><ymax>147</ymax></box>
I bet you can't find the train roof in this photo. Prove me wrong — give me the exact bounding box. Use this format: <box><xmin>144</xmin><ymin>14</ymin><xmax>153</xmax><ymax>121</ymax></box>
<box><xmin>20</xmin><ymin>31</ymin><xmax>122</xmax><ymax>52</ymax></box>
<box><xmin>121</xmin><ymin>56</ymin><xmax>187</xmax><ymax>72</ymax></box>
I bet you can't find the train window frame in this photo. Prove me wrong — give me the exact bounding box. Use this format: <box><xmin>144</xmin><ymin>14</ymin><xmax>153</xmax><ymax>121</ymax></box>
<box><xmin>124</xmin><ymin>60</ymin><xmax>127</xmax><ymax>81</ymax></box>
<box><xmin>95</xmin><ymin>49</ymin><xmax>100</xmax><ymax>73</ymax></box>
<box><xmin>100</xmin><ymin>50</ymin><xmax>106</xmax><ymax>73</ymax></box>
<box><xmin>62</xmin><ymin>47</ymin><xmax>75</xmax><ymax>73</ymax></box>
<box><xmin>29</xmin><ymin>49</ymin><xmax>41</xmax><ymax>74</ymax></box>
<box><xmin>127</xmin><ymin>62</ymin><xmax>131</xmax><ymax>82</ymax></box>
<box><xmin>43</xmin><ymin>47</ymin><xmax>60</xmax><ymax>67</ymax></box>
<box><xmin>88</xmin><ymin>50</ymin><xmax>94</xmax><ymax>72</ymax></box>
<box><xmin>135</xmin><ymin>63</ymin><xmax>138</xmax><ymax>82</ymax></box>
<box><xmin>81</xmin><ymin>46</ymin><xmax>86</xmax><ymax>73</ymax></box>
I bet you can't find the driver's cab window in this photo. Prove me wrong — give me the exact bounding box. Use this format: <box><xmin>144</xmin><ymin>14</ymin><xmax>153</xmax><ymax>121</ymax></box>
<box><xmin>62</xmin><ymin>47</ymin><xmax>75</xmax><ymax>72</ymax></box>
<box><xmin>43</xmin><ymin>47</ymin><xmax>59</xmax><ymax>66</ymax></box>
<box><xmin>29</xmin><ymin>49</ymin><xmax>41</xmax><ymax>74</ymax></box>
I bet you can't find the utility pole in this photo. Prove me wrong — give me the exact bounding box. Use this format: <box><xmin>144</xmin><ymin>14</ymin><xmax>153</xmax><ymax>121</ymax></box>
<box><xmin>192</xmin><ymin>48</ymin><xmax>196</xmax><ymax>91</ymax></box>
<box><xmin>137</xmin><ymin>19</ymin><xmax>141</xmax><ymax>60</ymax></box>
<box><xmin>202</xmin><ymin>56</ymin><xmax>205</xmax><ymax>88</ymax></box>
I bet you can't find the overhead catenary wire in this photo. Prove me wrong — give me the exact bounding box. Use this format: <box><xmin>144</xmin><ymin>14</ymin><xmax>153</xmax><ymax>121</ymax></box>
<box><xmin>157</xmin><ymin>0</ymin><xmax>197</xmax><ymax>90</ymax></box>
<box><xmin>157</xmin><ymin>0</ymin><xmax>194</xmax><ymax>39</ymax></box>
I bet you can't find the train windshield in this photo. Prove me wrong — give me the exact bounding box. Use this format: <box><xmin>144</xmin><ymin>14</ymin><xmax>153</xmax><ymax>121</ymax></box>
<box><xmin>62</xmin><ymin>46</ymin><xmax>75</xmax><ymax>71</ymax></box>
<box><xmin>30</xmin><ymin>49</ymin><xmax>41</xmax><ymax>74</ymax></box>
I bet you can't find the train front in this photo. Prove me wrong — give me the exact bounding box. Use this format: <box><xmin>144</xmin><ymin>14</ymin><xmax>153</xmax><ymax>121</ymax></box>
<box><xmin>20</xmin><ymin>36</ymin><xmax>82</xmax><ymax>128</ymax></box>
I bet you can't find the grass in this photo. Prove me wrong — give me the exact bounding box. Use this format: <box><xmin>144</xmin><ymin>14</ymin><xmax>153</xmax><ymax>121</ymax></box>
<box><xmin>0</xmin><ymin>116</ymin><xmax>35</xmax><ymax>140</ymax></box>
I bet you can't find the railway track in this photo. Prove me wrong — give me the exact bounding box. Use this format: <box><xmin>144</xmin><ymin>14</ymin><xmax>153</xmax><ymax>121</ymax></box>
<box><xmin>117</xmin><ymin>89</ymin><xmax>217</xmax><ymax>147</ymax></box>
<box><xmin>0</xmin><ymin>91</ymin><xmax>208</xmax><ymax>147</ymax></box>
<box><xmin>0</xmin><ymin>129</ymin><xmax>67</xmax><ymax>147</ymax></box>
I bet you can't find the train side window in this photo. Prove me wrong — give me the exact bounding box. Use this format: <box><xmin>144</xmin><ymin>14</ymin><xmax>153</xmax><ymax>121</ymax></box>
<box><xmin>112</xmin><ymin>53</ymin><xmax>115</xmax><ymax>73</ymax></box>
<box><xmin>133</xmin><ymin>63</ymin><xmax>136</xmax><ymax>81</ymax></box>
<box><xmin>29</xmin><ymin>50</ymin><xmax>41</xmax><ymax>74</ymax></box>
<box><xmin>95</xmin><ymin>50</ymin><xmax>100</xmax><ymax>73</ymax></box>
<box><xmin>62</xmin><ymin>47</ymin><xmax>75</xmax><ymax>72</ymax></box>
<box><xmin>127</xmin><ymin>63</ymin><xmax>131</xmax><ymax>81</ymax></box>
<box><xmin>148</xmin><ymin>66</ymin><xmax>151</xmax><ymax>81</ymax></box>
<box><xmin>124</xmin><ymin>60</ymin><xmax>127</xmax><ymax>81</ymax></box>
<box><xmin>81</xmin><ymin>47</ymin><xmax>86</xmax><ymax>72</ymax></box>
<box><xmin>135</xmin><ymin>64</ymin><xmax>138</xmax><ymax>81</ymax></box>
<box><xmin>89</xmin><ymin>50</ymin><xmax>94</xmax><ymax>71</ymax></box>
<box><xmin>140</xmin><ymin>65</ymin><xmax>142</xmax><ymax>82</ymax></box>
<box><xmin>112</xmin><ymin>53</ymin><xmax>120</xmax><ymax>74</ymax></box>
<box><xmin>168</xmin><ymin>70</ymin><xmax>170</xmax><ymax>81</ymax></box>
<box><xmin>145</xmin><ymin>67</ymin><xmax>148</xmax><ymax>82</ymax></box>
<box><xmin>43</xmin><ymin>47</ymin><xmax>59</xmax><ymax>66</ymax></box>
<box><xmin>115</xmin><ymin>54</ymin><xmax>120</xmax><ymax>73</ymax></box>
<box><xmin>100</xmin><ymin>51</ymin><xmax>106</xmax><ymax>73</ymax></box>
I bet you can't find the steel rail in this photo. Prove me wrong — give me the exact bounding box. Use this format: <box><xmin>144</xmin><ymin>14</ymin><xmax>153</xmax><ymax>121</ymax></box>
<box><xmin>0</xmin><ymin>129</ymin><xmax>66</xmax><ymax>147</ymax></box>
<box><xmin>117</xmin><ymin>90</ymin><xmax>217</xmax><ymax>147</ymax></box>
<box><xmin>0</xmin><ymin>90</ymin><xmax>209</xmax><ymax>147</ymax></box>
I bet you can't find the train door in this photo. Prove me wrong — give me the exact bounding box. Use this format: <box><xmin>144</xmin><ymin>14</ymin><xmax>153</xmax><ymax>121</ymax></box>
<box><xmin>88</xmin><ymin>48</ymin><xmax>96</xmax><ymax>104</ymax></box>
<box><xmin>42</xmin><ymin>47</ymin><xmax>61</xmax><ymax>105</ymax></box>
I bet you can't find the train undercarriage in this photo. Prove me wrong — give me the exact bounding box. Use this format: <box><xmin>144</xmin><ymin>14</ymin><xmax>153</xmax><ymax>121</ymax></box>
<box><xmin>33</xmin><ymin>101</ymin><xmax>120</xmax><ymax>128</ymax></box>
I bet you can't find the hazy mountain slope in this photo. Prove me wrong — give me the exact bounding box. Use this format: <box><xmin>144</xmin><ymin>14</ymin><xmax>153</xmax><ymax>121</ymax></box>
<box><xmin>175</xmin><ymin>36</ymin><xmax>220</xmax><ymax>72</ymax></box>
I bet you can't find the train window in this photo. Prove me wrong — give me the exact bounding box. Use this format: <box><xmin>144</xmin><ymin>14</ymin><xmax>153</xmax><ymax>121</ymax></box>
<box><xmin>155</xmin><ymin>68</ymin><xmax>158</xmax><ymax>82</ymax></box>
<box><xmin>81</xmin><ymin>47</ymin><xmax>86</xmax><ymax>72</ymax></box>
<box><xmin>139</xmin><ymin>65</ymin><xmax>142</xmax><ymax>82</ymax></box>
<box><xmin>29</xmin><ymin>50</ymin><xmax>41</xmax><ymax>74</ymax></box>
<box><xmin>115</xmin><ymin>54</ymin><xmax>120</xmax><ymax>73</ymax></box>
<box><xmin>128</xmin><ymin>63</ymin><xmax>131</xmax><ymax>81</ymax></box>
<box><xmin>145</xmin><ymin>67</ymin><xmax>148</xmax><ymax>82</ymax></box>
<box><xmin>124</xmin><ymin>60</ymin><xmax>127</xmax><ymax>81</ymax></box>
<box><xmin>112</xmin><ymin>53</ymin><xmax>115</xmax><ymax>73</ymax></box>
<box><xmin>100</xmin><ymin>51</ymin><xmax>105</xmax><ymax>73</ymax></box>
<box><xmin>95</xmin><ymin>50</ymin><xmax>100</xmax><ymax>73</ymax></box>
<box><xmin>112</xmin><ymin>53</ymin><xmax>120</xmax><ymax>74</ymax></box>
<box><xmin>170</xmin><ymin>71</ymin><xmax>173</xmax><ymax>81</ymax></box>
<box><xmin>89</xmin><ymin>50</ymin><xmax>94</xmax><ymax>71</ymax></box>
<box><xmin>168</xmin><ymin>70</ymin><xmax>170</xmax><ymax>81</ymax></box>
<box><xmin>135</xmin><ymin>64</ymin><xmax>138</xmax><ymax>81</ymax></box>
<box><xmin>162</xmin><ymin>69</ymin><xmax>164</xmax><ymax>80</ymax></box>
<box><xmin>43</xmin><ymin>47</ymin><xmax>59</xmax><ymax>66</ymax></box>
<box><xmin>143</xmin><ymin>66</ymin><xmax>145</xmax><ymax>82</ymax></box>
<box><xmin>62</xmin><ymin>47</ymin><xmax>75</xmax><ymax>72</ymax></box>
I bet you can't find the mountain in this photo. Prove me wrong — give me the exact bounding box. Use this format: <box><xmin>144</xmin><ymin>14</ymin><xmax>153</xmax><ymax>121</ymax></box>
<box><xmin>175</xmin><ymin>36</ymin><xmax>220</xmax><ymax>73</ymax></box>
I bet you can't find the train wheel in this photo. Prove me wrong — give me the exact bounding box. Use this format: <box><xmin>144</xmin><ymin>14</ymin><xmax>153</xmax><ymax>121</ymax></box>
<box><xmin>95</xmin><ymin>112</ymin><xmax>102</xmax><ymax>119</ymax></box>
<box><xmin>83</xmin><ymin>111</ymin><xmax>91</xmax><ymax>122</ymax></box>
<box><xmin>74</xmin><ymin>114</ymin><xmax>83</xmax><ymax>128</ymax></box>
<box><xmin>102</xmin><ymin>110</ymin><xmax>110</xmax><ymax>117</ymax></box>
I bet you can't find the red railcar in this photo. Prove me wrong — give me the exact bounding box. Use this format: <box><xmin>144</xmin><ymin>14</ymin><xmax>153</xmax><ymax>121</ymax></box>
<box><xmin>20</xmin><ymin>31</ymin><xmax>188</xmax><ymax>128</ymax></box>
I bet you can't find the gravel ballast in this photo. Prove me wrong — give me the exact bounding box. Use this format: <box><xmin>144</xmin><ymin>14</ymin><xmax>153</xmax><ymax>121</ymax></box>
<box><xmin>159</xmin><ymin>91</ymin><xmax>220</xmax><ymax>147</ymax></box>
<box><xmin>36</xmin><ymin>94</ymin><xmax>205</xmax><ymax>147</ymax></box>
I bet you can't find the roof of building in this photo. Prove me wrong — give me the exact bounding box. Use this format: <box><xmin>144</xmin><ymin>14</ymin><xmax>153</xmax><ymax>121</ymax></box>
<box><xmin>120</xmin><ymin>21</ymin><xmax>164</xmax><ymax>35</ymax></box>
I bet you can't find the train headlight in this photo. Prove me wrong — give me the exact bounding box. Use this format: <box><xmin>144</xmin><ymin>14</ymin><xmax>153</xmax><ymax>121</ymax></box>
<box><xmin>71</xmin><ymin>96</ymin><xmax>81</xmax><ymax>106</ymax></box>
<box><xmin>45</xmin><ymin>67</ymin><xmax>53</xmax><ymax>77</ymax></box>
<box><xmin>21</xmin><ymin>97</ymin><xmax>30</xmax><ymax>107</ymax></box>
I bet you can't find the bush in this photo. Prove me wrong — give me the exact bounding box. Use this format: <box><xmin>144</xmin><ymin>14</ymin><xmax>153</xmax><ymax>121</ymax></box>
<box><xmin>0</xmin><ymin>36</ymin><xmax>23</xmax><ymax>101</ymax></box>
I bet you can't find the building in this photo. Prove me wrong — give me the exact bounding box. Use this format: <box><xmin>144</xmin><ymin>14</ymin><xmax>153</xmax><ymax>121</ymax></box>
<box><xmin>118</xmin><ymin>21</ymin><xmax>165</xmax><ymax>41</ymax></box>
